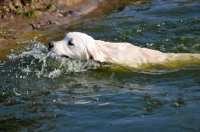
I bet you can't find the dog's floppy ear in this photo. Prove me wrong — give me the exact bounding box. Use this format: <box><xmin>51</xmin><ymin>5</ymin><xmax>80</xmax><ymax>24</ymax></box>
<box><xmin>85</xmin><ymin>49</ymin><xmax>94</xmax><ymax>60</ymax></box>
<box><xmin>85</xmin><ymin>40</ymin><xmax>101</xmax><ymax>61</ymax></box>
<box><xmin>73</xmin><ymin>32</ymin><xmax>102</xmax><ymax>61</ymax></box>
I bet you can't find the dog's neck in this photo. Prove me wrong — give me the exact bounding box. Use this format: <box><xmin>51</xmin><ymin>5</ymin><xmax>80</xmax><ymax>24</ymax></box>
<box><xmin>94</xmin><ymin>40</ymin><xmax>128</xmax><ymax>64</ymax></box>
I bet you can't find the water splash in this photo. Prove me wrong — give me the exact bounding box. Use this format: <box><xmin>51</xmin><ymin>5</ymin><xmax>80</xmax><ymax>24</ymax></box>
<box><xmin>7</xmin><ymin>38</ymin><xmax>99</xmax><ymax>79</ymax></box>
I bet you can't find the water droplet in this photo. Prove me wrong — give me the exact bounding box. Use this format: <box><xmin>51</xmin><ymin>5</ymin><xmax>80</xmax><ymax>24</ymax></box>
<box><xmin>137</xmin><ymin>29</ymin><xmax>141</xmax><ymax>33</ymax></box>
<box><xmin>92</xmin><ymin>97</ymin><xmax>98</xmax><ymax>101</ymax></box>
<box><xmin>13</xmin><ymin>88</ymin><xmax>21</xmax><ymax>96</ymax></box>
<box><xmin>174</xmin><ymin>102</ymin><xmax>179</xmax><ymax>106</ymax></box>
<box><xmin>111</xmin><ymin>72</ymin><xmax>115</xmax><ymax>80</ymax></box>
<box><xmin>139</xmin><ymin>114</ymin><xmax>144</xmax><ymax>117</ymax></box>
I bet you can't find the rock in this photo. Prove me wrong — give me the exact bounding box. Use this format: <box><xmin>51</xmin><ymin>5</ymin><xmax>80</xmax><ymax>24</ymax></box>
<box><xmin>5</xmin><ymin>6</ymin><xmax>10</xmax><ymax>12</ymax></box>
<box><xmin>61</xmin><ymin>10</ymin><xmax>75</xmax><ymax>17</ymax></box>
<box><xmin>14</xmin><ymin>0</ymin><xmax>23</xmax><ymax>8</ymax></box>
<box><xmin>1</xmin><ymin>15</ymin><xmax>6</xmax><ymax>19</ymax></box>
<box><xmin>49</xmin><ymin>20</ymin><xmax>57</xmax><ymax>24</ymax></box>
<box><xmin>9</xmin><ymin>1</ymin><xmax>16</xmax><ymax>12</ymax></box>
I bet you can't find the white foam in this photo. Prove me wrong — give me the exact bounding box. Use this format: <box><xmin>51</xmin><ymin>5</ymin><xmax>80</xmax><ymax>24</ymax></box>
<box><xmin>7</xmin><ymin>38</ymin><xmax>99</xmax><ymax>79</ymax></box>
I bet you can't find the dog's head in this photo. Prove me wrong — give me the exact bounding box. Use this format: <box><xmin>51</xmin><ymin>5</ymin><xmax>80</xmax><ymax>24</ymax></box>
<box><xmin>48</xmin><ymin>32</ymin><xmax>98</xmax><ymax>60</ymax></box>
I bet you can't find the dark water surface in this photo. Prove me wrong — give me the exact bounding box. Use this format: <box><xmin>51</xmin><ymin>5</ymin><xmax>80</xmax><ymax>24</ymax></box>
<box><xmin>1</xmin><ymin>0</ymin><xmax>200</xmax><ymax>131</ymax></box>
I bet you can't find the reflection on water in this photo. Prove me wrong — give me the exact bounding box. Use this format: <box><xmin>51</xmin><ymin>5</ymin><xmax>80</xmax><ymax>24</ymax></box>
<box><xmin>1</xmin><ymin>0</ymin><xmax>200</xmax><ymax>131</ymax></box>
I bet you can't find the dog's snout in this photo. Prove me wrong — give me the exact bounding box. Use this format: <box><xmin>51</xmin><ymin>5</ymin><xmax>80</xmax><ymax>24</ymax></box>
<box><xmin>48</xmin><ymin>42</ymin><xmax>54</xmax><ymax>51</ymax></box>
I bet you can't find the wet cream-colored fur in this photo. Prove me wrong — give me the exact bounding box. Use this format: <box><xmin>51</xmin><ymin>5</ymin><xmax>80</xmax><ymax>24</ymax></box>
<box><xmin>48</xmin><ymin>32</ymin><xmax>200</xmax><ymax>68</ymax></box>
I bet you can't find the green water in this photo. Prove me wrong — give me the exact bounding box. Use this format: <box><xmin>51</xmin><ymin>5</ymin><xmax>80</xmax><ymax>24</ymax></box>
<box><xmin>1</xmin><ymin>0</ymin><xmax>200</xmax><ymax>131</ymax></box>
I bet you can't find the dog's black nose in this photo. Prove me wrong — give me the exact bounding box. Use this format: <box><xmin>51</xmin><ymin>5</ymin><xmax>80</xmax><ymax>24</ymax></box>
<box><xmin>48</xmin><ymin>42</ymin><xmax>54</xmax><ymax>51</ymax></box>
<box><xmin>48</xmin><ymin>42</ymin><xmax>54</xmax><ymax>48</ymax></box>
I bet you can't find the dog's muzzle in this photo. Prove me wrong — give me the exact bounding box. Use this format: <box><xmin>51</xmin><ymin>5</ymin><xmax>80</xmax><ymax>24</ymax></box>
<box><xmin>48</xmin><ymin>42</ymin><xmax>69</xmax><ymax>59</ymax></box>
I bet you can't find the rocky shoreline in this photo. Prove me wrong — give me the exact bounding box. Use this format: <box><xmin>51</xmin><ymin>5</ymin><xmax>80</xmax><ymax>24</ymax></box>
<box><xmin>0</xmin><ymin>0</ymin><xmax>147</xmax><ymax>43</ymax></box>
<box><xmin>0</xmin><ymin>0</ymin><xmax>107</xmax><ymax>41</ymax></box>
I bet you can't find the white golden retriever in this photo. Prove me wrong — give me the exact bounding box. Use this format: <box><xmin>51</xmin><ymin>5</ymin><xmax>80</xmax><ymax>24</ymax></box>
<box><xmin>48</xmin><ymin>32</ymin><xmax>200</xmax><ymax>68</ymax></box>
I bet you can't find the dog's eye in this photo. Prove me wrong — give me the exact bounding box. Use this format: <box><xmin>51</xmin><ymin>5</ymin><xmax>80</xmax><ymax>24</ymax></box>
<box><xmin>68</xmin><ymin>40</ymin><xmax>74</xmax><ymax>46</ymax></box>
